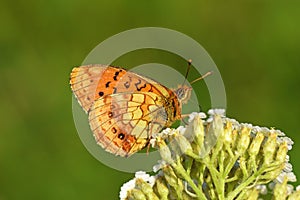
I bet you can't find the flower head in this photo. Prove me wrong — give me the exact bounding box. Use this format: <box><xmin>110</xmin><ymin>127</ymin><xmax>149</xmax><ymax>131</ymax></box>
<box><xmin>120</xmin><ymin>110</ymin><xmax>298</xmax><ymax>200</ymax></box>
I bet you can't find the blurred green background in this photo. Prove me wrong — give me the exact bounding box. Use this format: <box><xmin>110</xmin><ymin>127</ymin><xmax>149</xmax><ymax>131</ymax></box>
<box><xmin>1</xmin><ymin>0</ymin><xmax>299</xmax><ymax>199</ymax></box>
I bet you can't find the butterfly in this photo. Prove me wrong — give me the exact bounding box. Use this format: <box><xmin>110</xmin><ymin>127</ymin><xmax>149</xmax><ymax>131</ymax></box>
<box><xmin>70</xmin><ymin>62</ymin><xmax>210</xmax><ymax>157</ymax></box>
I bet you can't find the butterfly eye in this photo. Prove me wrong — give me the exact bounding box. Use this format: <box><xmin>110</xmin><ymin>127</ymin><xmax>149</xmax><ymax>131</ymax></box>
<box><xmin>174</xmin><ymin>86</ymin><xmax>192</xmax><ymax>104</ymax></box>
<box><xmin>176</xmin><ymin>88</ymin><xmax>185</xmax><ymax>99</ymax></box>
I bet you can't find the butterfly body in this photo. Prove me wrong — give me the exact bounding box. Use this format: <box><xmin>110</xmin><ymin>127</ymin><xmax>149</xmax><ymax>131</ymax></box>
<box><xmin>70</xmin><ymin>64</ymin><xmax>191</xmax><ymax>157</ymax></box>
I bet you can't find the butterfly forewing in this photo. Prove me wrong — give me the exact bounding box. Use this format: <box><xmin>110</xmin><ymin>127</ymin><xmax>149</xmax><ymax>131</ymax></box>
<box><xmin>70</xmin><ymin>65</ymin><xmax>108</xmax><ymax>112</ymax></box>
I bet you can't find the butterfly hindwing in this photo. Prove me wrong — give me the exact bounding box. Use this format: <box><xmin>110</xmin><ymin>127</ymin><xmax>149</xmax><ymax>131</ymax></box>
<box><xmin>88</xmin><ymin>92</ymin><xmax>168</xmax><ymax>156</ymax></box>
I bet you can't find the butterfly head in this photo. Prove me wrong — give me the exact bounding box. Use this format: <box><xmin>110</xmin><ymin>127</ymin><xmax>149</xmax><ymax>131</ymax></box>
<box><xmin>174</xmin><ymin>85</ymin><xmax>192</xmax><ymax>105</ymax></box>
<box><xmin>174</xmin><ymin>70</ymin><xmax>212</xmax><ymax>105</ymax></box>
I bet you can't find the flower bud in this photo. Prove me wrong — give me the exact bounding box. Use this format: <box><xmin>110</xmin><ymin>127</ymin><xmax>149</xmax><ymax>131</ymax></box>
<box><xmin>263</xmin><ymin>133</ymin><xmax>277</xmax><ymax>165</ymax></box>
<box><xmin>236</xmin><ymin>127</ymin><xmax>251</xmax><ymax>155</ymax></box>
<box><xmin>128</xmin><ymin>188</ymin><xmax>146</xmax><ymax>200</ymax></box>
<box><xmin>174</xmin><ymin>132</ymin><xmax>193</xmax><ymax>155</ymax></box>
<box><xmin>136</xmin><ymin>179</ymin><xmax>159</xmax><ymax>200</ymax></box>
<box><xmin>248</xmin><ymin>132</ymin><xmax>264</xmax><ymax>157</ymax></box>
<box><xmin>193</xmin><ymin>115</ymin><xmax>205</xmax><ymax>148</ymax></box>
<box><xmin>157</xmin><ymin>138</ymin><xmax>174</xmax><ymax>164</ymax></box>
<box><xmin>276</xmin><ymin>142</ymin><xmax>288</xmax><ymax>164</ymax></box>
<box><xmin>154</xmin><ymin>177</ymin><xmax>169</xmax><ymax>200</ymax></box>
<box><xmin>273</xmin><ymin>176</ymin><xmax>288</xmax><ymax>200</ymax></box>
<box><xmin>224</xmin><ymin>121</ymin><xmax>233</xmax><ymax>145</ymax></box>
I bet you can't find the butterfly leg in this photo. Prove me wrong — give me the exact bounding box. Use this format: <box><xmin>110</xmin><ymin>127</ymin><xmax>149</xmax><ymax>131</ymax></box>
<box><xmin>180</xmin><ymin>114</ymin><xmax>190</xmax><ymax>125</ymax></box>
<box><xmin>181</xmin><ymin>114</ymin><xmax>190</xmax><ymax>118</ymax></box>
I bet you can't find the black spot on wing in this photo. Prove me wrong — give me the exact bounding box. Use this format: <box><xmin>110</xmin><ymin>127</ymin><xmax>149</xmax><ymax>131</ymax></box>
<box><xmin>105</xmin><ymin>81</ymin><xmax>111</xmax><ymax>88</ymax></box>
<box><xmin>99</xmin><ymin>91</ymin><xmax>104</xmax><ymax>97</ymax></box>
<box><xmin>108</xmin><ymin>111</ymin><xmax>113</xmax><ymax>117</ymax></box>
<box><xmin>113</xmin><ymin>70</ymin><xmax>123</xmax><ymax>81</ymax></box>
<box><xmin>118</xmin><ymin>133</ymin><xmax>125</xmax><ymax>140</ymax></box>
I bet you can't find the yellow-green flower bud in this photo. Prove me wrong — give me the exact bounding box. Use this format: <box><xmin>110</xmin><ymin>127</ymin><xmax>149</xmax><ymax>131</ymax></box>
<box><xmin>193</xmin><ymin>115</ymin><xmax>205</xmax><ymax>150</ymax></box>
<box><xmin>263</xmin><ymin>133</ymin><xmax>277</xmax><ymax>165</ymax></box>
<box><xmin>174</xmin><ymin>132</ymin><xmax>193</xmax><ymax>155</ymax></box>
<box><xmin>135</xmin><ymin>179</ymin><xmax>159</xmax><ymax>200</ymax></box>
<box><xmin>154</xmin><ymin>178</ymin><xmax>169</xmax><ymax>200</ymax></box>
<box><xmin>162</xmin><ymin>166</ymin><xmax>177</xmax><ymax>186</ymax></box>
<box><xmin>162</xmin><ymin>166</ymin><xmax>182</xmax><ymax>192</ymax></box>
<box><xmin>231</xmin><ymin>129</ymin><xmax>239</xmax><ymax>151</ymax></box>
<box><xmin>273</xmin><ymin>177</ymin><xmax>288</xmax><ymax>200</ymax></box>
<box><xmin>224</xmin><ymin>121</ymin><xmax>233</xmax><ymax>145</ymax></box>
<box><xmin>288</xmin><ymin>189</ymin><xmax>300</xmax><ymax>200</ymax></box>
<box><xmin>236</xmin><ymin>127</ymin><xmax>251</xmax><ymax>155</ymax></box>
<box><xmin>157</xmin><ymin>138</ymin><xmax>174</xmax><ymax>164</ymax></box>
<box><xmin>248</xmin><ymin>132</ymin><xmax>264</xmax><ymax>157</ymax></box>
<box><xmin>276</xmin><ymin>142</ymin><xmax>288</xmax><ymax>163</ymax></box>
<box><xmin>128</xmin><ymin>188</ymin><xmax>146</xmax><ymax>200</ymax></box>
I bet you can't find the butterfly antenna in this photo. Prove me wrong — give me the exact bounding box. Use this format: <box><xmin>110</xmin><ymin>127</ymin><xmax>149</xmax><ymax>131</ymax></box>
<box><xmin>182</xmin><ymin>59</ymin><xmax>193</xmax><ymax>85</ymax></box>
<box><xmin>190</xmin><ymin>71</ymin><xmax>213</xmax><ymax>85</ymax></box>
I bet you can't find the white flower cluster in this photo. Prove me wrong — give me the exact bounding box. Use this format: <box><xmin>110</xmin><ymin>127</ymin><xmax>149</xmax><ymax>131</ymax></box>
<box><xmin>119</xmin><ymin>171</ymin><xmax>157</xmax><ymax>200</ymax></box>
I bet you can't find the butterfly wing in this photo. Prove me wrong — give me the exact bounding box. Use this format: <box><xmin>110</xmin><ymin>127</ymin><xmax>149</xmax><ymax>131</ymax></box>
<box><xmin>70</xmin><ymin>65</ymin><xmax>181</xmax><ymax>156</ymax></box>
<box><xmin>70</xmin><ymin>64</ymin><xmax>108</xmax><ymax>112</ymax></box>
<box><xmin>88</xmin><ymin>92</ymin><xmax>168</xmax><ymax>157</ymax></box>
<box><xmin>70</xmin><ymin>64</ymin><xmax>173</xmax><ymax>113</ymax></box>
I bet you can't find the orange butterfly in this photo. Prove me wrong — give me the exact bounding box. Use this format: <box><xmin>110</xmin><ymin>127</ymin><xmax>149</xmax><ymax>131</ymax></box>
<box><xmin>70</xmin><ymin>62</ymin><xmax>210</xmax><ymax>157</ymax></box>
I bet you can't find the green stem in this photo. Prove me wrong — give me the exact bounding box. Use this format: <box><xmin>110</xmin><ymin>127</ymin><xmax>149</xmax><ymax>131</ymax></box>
<box><xmin>249</xmin><ymin>156</ymin><xmax>258</xmax><ymax>174</ymax></box>
<box><xmin>224</xmin><ymin>154</ymin><xmax>239</xmax><ymax>178</ymax></box>
<box><xmin>226</xmin><ymin>167</ymin><xmax>265</xmax><ymax>200</ymax></box>
<box><xmin>185</xmin><ymin>150</ymin><xmax>202</xmax><ymax>162</ymax></box>
<box><xmin>197</xmin><ymin>164</ymin><xmax>206</xmax><ymax>191</ymax></box>
<box><xmin>172</xmin><ymin>162</ymin><xmax>207</xmax><ymax>200</ymax></box>
<box><xmin>225</xmin><ymin>175</ymin><xmax>239</xmax><ymax>183</ymax></box>
<box><xmin>206</xmin><ymin>162</ymin><xmax>224</xmax><ymax>200</ymax></box>
<box><xmin>219</xmin><ymin>150</ymin><xmax>225</xmax><ymax>175</ymax></box>
<box><xmin>235</xmin><ymin>189</ymin><xmax>248</xmax><ymax>200</ymax></box>
<box><xmin>184</xmin><ymin>156</ymin><xmax>194</xmax><ymax>175</ymax></box>
<box><xmin>239</xmin><ymin>159</ymin><xmax>248</xmax><ymax>181</ymax></box>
